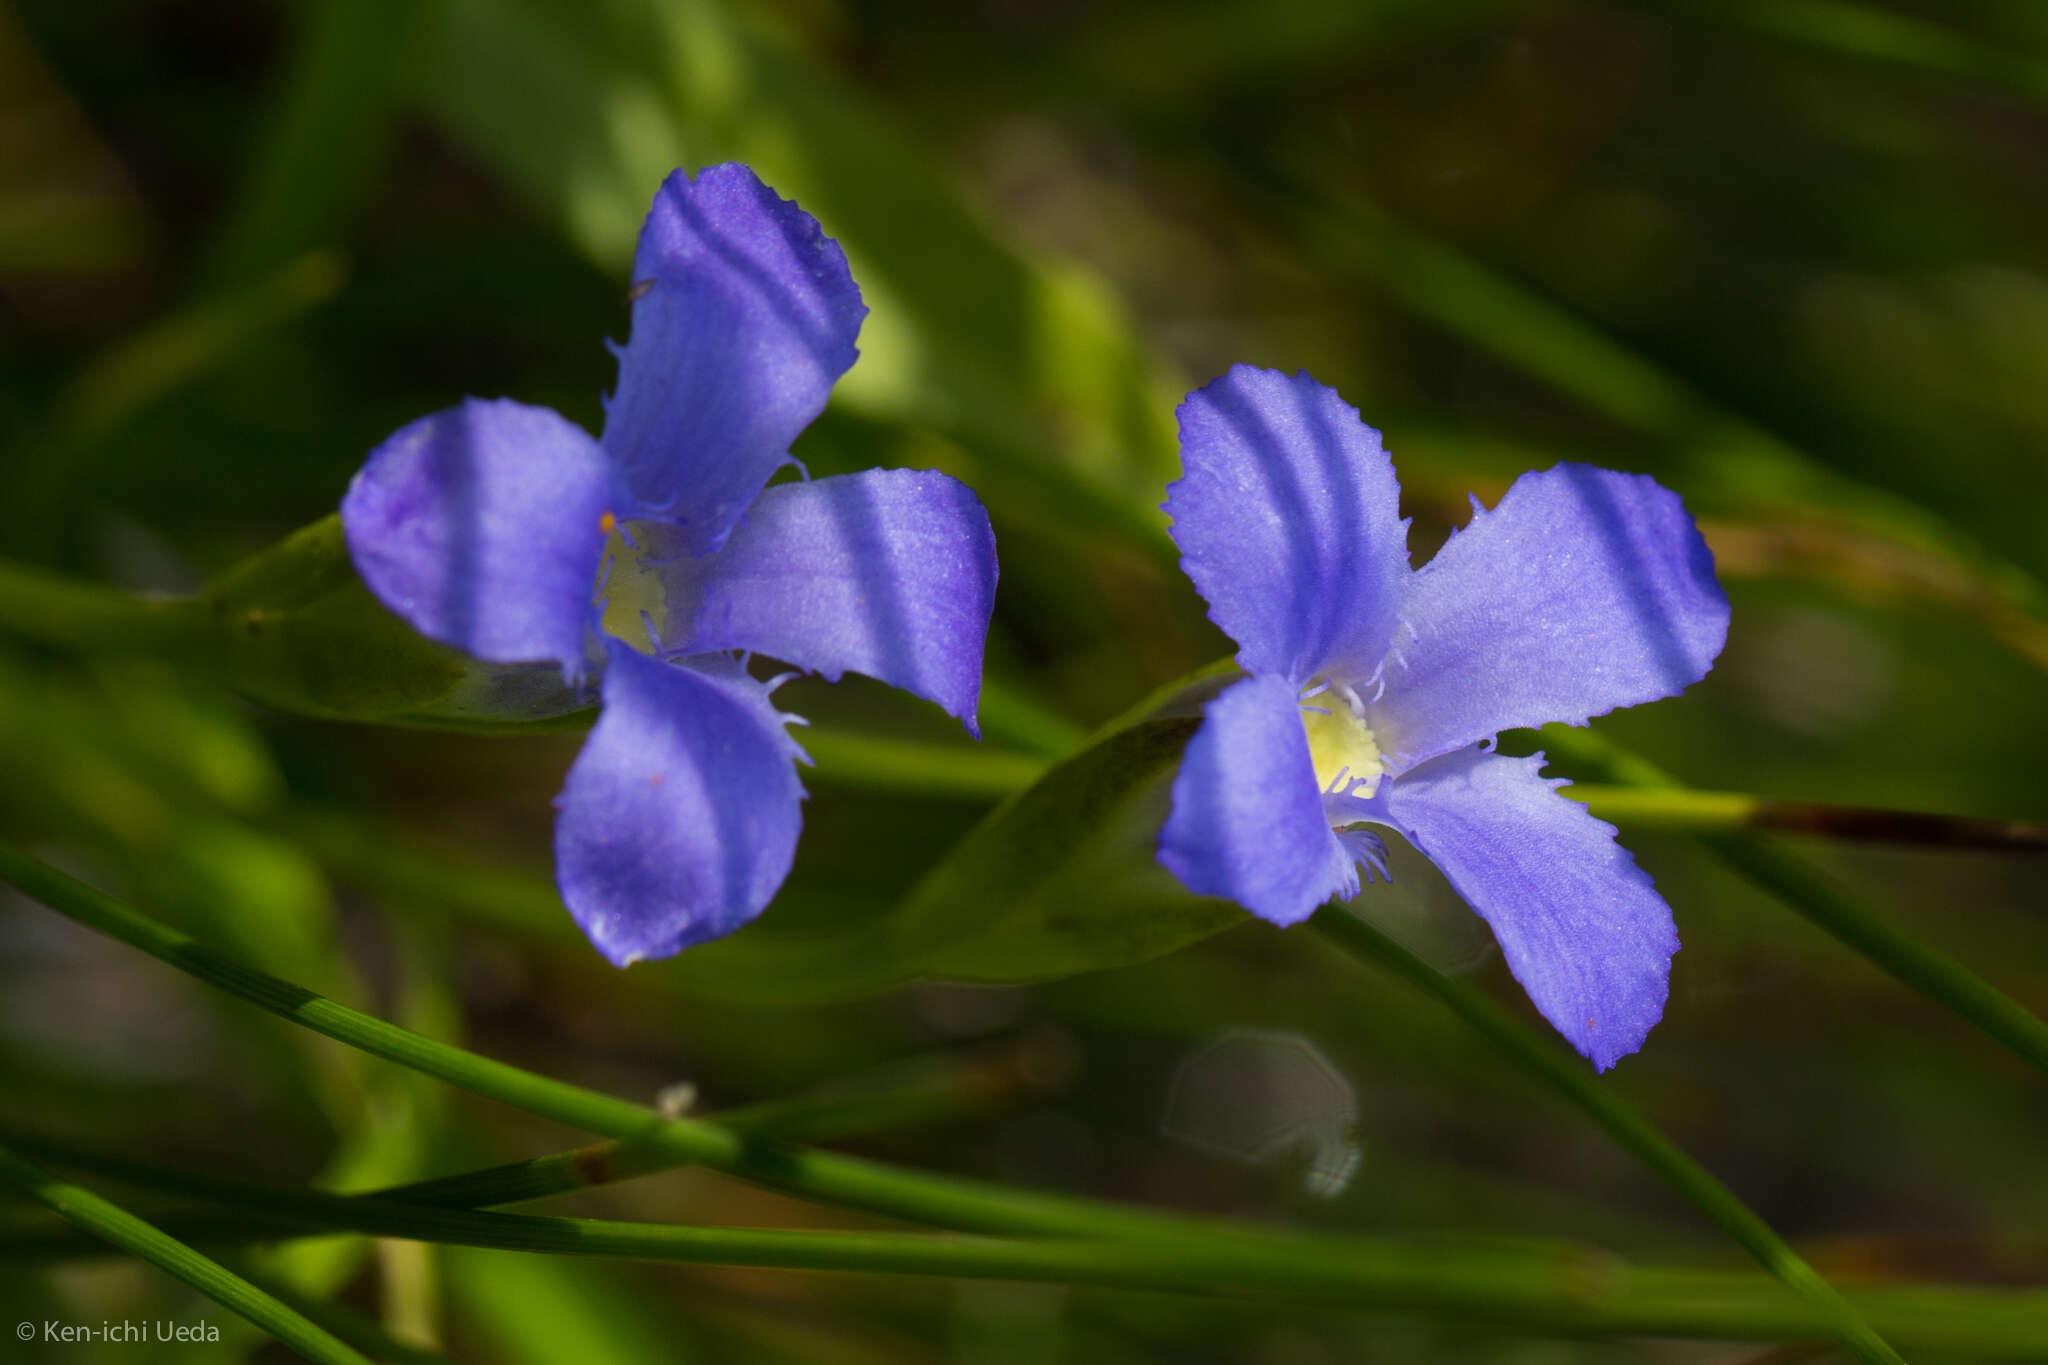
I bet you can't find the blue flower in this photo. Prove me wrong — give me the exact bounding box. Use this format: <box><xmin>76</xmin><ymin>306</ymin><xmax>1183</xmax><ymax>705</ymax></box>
<box><xmin>341</xmin><ymin>164</ymin><xmax>998</xmax><ymax>966</ymax></box>
<box><xmin>1156</xmin><ymin>366</ymin><xmax>1728</xmax><ymax>1069</ymax></box>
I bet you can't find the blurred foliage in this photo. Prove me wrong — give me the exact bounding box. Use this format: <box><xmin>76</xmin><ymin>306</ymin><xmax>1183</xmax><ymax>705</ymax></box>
<box><xmin>2</xmin><ymin>0</ymin><xmax>2047</xmax><ymax>1361</ymax></box>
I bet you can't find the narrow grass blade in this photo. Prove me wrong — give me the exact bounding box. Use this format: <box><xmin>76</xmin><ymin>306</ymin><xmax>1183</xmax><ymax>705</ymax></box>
<box><xmin>1572</xmin><ymin>785</ymin><xmax>2048</xmax><ymax>853</ymax></box>
<box><xmin>1545</xmin><ymin>726</ymin><xmax>2048</xmax><ymax>1077</ymax></box>
<box><xmin>1649</xmin><ymin>0</ymin><xmax>2048</xmax><ymax>103</ymax></box>
<box><xmin>0</xmin><ymin>841</ymin><xmax>1344</xmax><ymax>1240</ymax></box>
<box><xmin>203</xmin><ymin>0</ymin><xmax>423</xmax><ymax>290</ymax></box>
<box><xmin>0</xmin><ymin>1144</ymin><xmax>373</xmax><ymax>1365</ymax></box>
<box><xmin>1311</xmin><ymin>910</ymin><xmax>1904</xmax><ymax>1365</ymax></box>
<box><xmin>13</xmin><ymin>1136</ymin><xmax>2048</xmax><ymax>1351</ymax></box>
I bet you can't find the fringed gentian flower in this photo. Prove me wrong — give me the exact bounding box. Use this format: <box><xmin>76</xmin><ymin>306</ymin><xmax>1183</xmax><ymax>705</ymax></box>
<box><xmin>1157</xmin><ymin>366</ymin><xmax>1728</xmax><ymax>1069</ymax></box>
<box><xmin>342</xmin><ymin>164</ymin><xmax>998</xmax><ymax>965</ymax></box>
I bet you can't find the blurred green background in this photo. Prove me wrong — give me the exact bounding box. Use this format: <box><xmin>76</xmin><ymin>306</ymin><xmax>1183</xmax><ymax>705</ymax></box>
<box><xmin>2</xmin><ymin>0</ymin><xmax>2045</xmax><ymax>1360</ymax></box>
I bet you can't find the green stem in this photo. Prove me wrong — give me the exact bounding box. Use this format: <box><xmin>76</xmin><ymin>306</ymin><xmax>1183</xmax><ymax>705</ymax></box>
<box><xmin>287</xmin><ymin>783</ymin><xmax>2043</xmax><ymax>985</ymax></box>
<box><xmin>0</xmin><ymin>1144</ymin><xmax>372</xmax><ymax>1365</ymax></box>
<box><xmin>5</xmin><ymin>546</ymin><xmax>2039</xmax><ymax>851</ymax></box>
<box><xmin>0</xmin><ymin>559</ymin><xmax>203</xmax><ymax>656</ymax></box>
<box><xmin>1573</xmin><ymin>786</ymin><xmax>2048</xmax><ymax>853</ymax></box>
<box><xmin>381</xmin><ymin>1039</ymin><xmax>1053</xmax><ymax>1209</ymax></box>
<box><xmin>1546</xmin><ymin>728</ymin><xmax>2048</xmax><ymax>1076</ymax></box>
<box><xmin>377</xmin><ymin>1142</ymin><xmax>677</xmax><ymax>1212</ymax></box>
<box><xmin>1311</xmin><ymin>909</ymin><xmax>1904</xmax><ymax>1365</ymax></box>
<box><xmin>1705</xmin><ymin>835</ymin><xmax>2048</xmax><ymax>1072</ymax></box>
<box><xmin>0</xmin><ymin>843</ymin><xmax>1333</xmax><ymax>1243</ymax></box>
<box><xmin>0</xmin><ymin>856</ymin><xmax>2012</xmax><ymax>1355</ymax></box>
<box><xmin>9</xmin><ymin>1143</ymin><xmax>2048</xmax><ymax>1350</ymax></box>
<box><xmin>800</xmin><ymin>729</ymin><xmax>1052</xmax><ymax>802</ymax></box>
<box><xmin>230</xmin><ymin>1265</ymin><xmax>453</xmax><ymax>1365</ymax></box>
<box><xmin>54</xmin><ymin>253</ymin><xmax>346</xmax><ymax>447</ymax></box>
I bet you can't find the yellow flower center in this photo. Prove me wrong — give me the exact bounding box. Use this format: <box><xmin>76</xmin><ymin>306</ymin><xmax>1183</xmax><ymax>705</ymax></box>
<box><xmin>1301</xmin><ymin>692</ymin><xmax>1383</xmax><ymax>796</ymax></box>
<box><xmin>596</xmin><ymin>521</ymin><xmax>667</xmax><ymax>653</ymax></box>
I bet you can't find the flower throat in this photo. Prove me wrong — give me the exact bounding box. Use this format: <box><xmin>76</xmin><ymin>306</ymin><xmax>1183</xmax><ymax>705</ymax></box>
<box><xmin>1301</xmin><ymin>685</ymin><xmax>1384</xmax><ymax>797</ymax></box>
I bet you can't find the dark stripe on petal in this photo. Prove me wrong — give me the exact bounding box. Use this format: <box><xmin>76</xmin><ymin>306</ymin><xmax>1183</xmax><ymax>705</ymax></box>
<box><xmin>1158</xmin><ymin>672</ymin><xmax>1356</xmax><ymax>927</ymax></box>
<box><xmin>1370</xmin><ymin>463</ymin><xmax>1728</xmax><ymax>772</ymax></box>
<box><xmin>1385</xmin><ymin>747</ymin><xmax>1678</xmax><ymax>1071</ymax></box>
<box><xmin>554</xmin><ymin>641</ymin><xmax>806</xmax><ymax>965</ymax></box>
<box><xmin>601</xmin><ymin>164</ymin><xmax>866</xmax><ymax>552</ymax></box>
<box><xmin>1165</xmin><ymin>367</ymin><xmax>1410</xmax><ymax>687</ymax></box>
<box><xmin>654</xmin><ymin>467</ymin><xmax>997</xmax><ymax>734</ymax></box>
<box><xmin>341</xmin><ymin>398</ymin><xmax>610</xmax><ymax>679</ymax></box>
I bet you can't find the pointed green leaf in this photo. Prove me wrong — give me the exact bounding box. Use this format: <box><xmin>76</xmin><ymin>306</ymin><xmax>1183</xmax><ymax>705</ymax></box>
<box><xmin>906</xmin><ymin>713</ymin><xmax>1244</xmax><ymax>982</ymax></box>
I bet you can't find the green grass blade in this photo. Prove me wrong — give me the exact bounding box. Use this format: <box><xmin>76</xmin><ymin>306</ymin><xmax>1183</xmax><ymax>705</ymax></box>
<box><xmin>13</xmin><ymin>1135</ymin><xmax>2048</xmax><ymax>1349</ymax></box>
<box><xmin>0</xmin><ymin>841</ymin><xmax>1334</xmax><ymax>1240</ymax></box>
<box><xmin>801</xmin><ymin>729</ymin><xmax>1052</xmax><ymax>802</ymax></box>
<box><xmin>377</xmin><ymin>1039</ymin><xmax>1055</xmax><ymax>1209</ymax></box>
<box><xmin>203</xmin><ymin>0</ymin><xmax>423</xmax><ymax>290</ymax></box>
<box><xmin>1259</xmin><ymin>168</ymin><xmax>2048</xmax><ymax>655</ymax></box>
<box><xmin>53</xmin><ymin>253</ymin><xmax>345</xmax><ymax>449</ymax></box>
<box><xmin>0</xmin><ymin>1144</ymin><xmax>373</xmax><ymax>1365</ymax></box>
<box><xmin>1310</xmin><ymin>910</ymin><xmax>1904</xmax><ymax>1365</ymax></box>
<box><xmin>0</xmin><ymin>852</ymin><xmax>2038</xmax><ymax>1354</ymax></box>
<box><xmin>1545</xmin><ymin>726</ymin><xmax>2048</xmax><ymax>1078</ymax></box>
<box><xmin>229</xmin><ymin>1267</ymin><xmax>454</xmax><ymax>1365</ymax></box>
<box><xmin>1571</xmin><ymin>785</ymin><xmax>2048</xmax><ymax>852</ymax></box>
<box><xmin>1649</xmin><ymin>0</ymin><xmax>2048</xmax><ymax>102</ymax></box>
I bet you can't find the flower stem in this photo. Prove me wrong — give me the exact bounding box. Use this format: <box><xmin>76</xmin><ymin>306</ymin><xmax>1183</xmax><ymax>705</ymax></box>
<box><xmin>7</xmin><ymin>1029</ymin><xmax>1049</xmax><ymax>1217</ymax></box>
<box><xmin>1310</xmin><ymin>908</ymin><xmax>1905</xmax><ymax>1365</ymax></box>
<box><xmin>1546</xmin><ymin>726</ymin><xmax>2048</xmax><ymax>1076</ymax></box>
<box><xmin>0</xmin><ymin>1143</ymin><xmax>373</xmax><ymax>1365</ymax></box>
<box><xmin>0</xmin><ymin>558</ymin><xmax>204</xmax><ymax>657</ymax></box>
<box><xmin>3</xmin><ymin>548</ymin><xmax>2040</xmax><ymax>851</ymax></box>
<box><xmin>0</xmin><ymin>842</ymin><xmax>1324</xmax><ymax>1242</ymax></box>
<box><xmin>10</xmin><ymin>1136</ymin><xmax>2048</xmax><ymax>1351</ymax></box>
<box><xmin>1572</xmin><ymin>785</ymin><xmax>2048</xmax><ymax>853</ymax></box>
<box><xmin>378</xmin><ymin>1038</ymin><xmax>1059</xmax><ymax>1209</ymax></box>
<box><xmin>800</xmin><ymin>729</ymin><xmax>1052</xmax><ymax>802</ymax></box>
<box><xmin>2</xmin><ymin>846</ymin><xmax>2029</xmax><ymax>1357</ymax></box>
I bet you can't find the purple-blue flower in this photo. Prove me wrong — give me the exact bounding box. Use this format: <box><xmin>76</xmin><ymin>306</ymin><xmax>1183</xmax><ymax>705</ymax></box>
<box><xmin>1156</xmin><ymin>366</ymin><xmax>1728</xmax><ymax>1069</ymax></box>
<box><xmin>341</xmin><ymin>164</ymin><xmax>998</xmax><ymax>966</ymax></box>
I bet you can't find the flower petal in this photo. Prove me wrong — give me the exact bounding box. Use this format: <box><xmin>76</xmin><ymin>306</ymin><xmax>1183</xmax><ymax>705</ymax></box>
<box><xmin>601</xmin><ymin>164</ymin><xmax>867</xmax><ymax>553</ymax></box>
<box><xmin>341</xmin><ymin>398</ymin><xmax>611</xmax><ymax>678</ymax></box>
<box><xmin>1157</xmin><ymin>673</ymin><xmax>1358</xmax><ymax>927</ymax></box>
<box><xmin>554</xmin><ymin>640</ymin><xmax>807</xmax><ymax>965</ymax></box>
<box><xmin>1368</xmin><ymin>463</ymin><xmax>1728</xmax><ymax>771</ymax></box>
<box><xmin>1165</xmin><ymin>366</ymin><xmax>1409</xmax><ymax>686</ymax></box>
<box><xmin>1383</xmin><ymin>747</ymin><xmax>1677</xmax><ymax>1070</ymax></box>
<box><xmin>651</xmin><ymin>468</ymin><xmax>997</xmax><ymax>733</ymax></box>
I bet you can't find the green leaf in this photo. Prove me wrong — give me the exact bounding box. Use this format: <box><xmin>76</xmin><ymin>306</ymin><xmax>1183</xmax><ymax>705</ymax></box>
<box><xmin>195</xmin><ymin>514</ymin><xmax>595</xmax><ymax>727</ymax></box>
<box><xmin>0</xmin><ymin>522</ymin><xmax>593</xmax><ymax>728</ymax></box>
<box><xmin>907</xmin><ymin>713</ymin><xmax>1244</xmax><ymax>982</ymax></box>
<box><xmin>195</xmin><ymin>514</ymin><xmax>468</xmax><ymax>720</ymax></box>
<box><xmin>655</xmin><ymin>668</ymin><xmax>1241</xmax><ymax>999</ymax></box>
